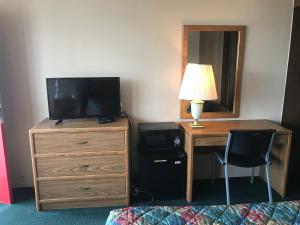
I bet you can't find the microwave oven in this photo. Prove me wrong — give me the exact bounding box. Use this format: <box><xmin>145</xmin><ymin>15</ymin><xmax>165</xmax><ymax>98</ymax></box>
<box><xmin>138</xmin><ymin>122</ymin><xmax>182</xmax><ymax>152</ymax></box>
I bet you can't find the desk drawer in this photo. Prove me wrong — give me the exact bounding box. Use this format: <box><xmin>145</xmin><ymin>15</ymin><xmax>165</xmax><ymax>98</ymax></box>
<box><xmin>36</xmin><ymin>154</ymin><xmax>126</xmax><ymax>177</ymax></box>
<box><xmin>195</xmin><ymin>135</ymin><xmax>288</xmax><ymax>147</ymax></box>
<box><xmin>194</xmin><ymin>136</ymin><xmax>227</xmax><ymax>146</ymax></box>
<box><xmin>39</xmin><ymin>177</ymin><xmax>126</xmax><ymax>200</ymax></box>
<box><xmin>34</xmin><ymin>131</ymin><xmax>125</xmax><ymax>154</ymax></box>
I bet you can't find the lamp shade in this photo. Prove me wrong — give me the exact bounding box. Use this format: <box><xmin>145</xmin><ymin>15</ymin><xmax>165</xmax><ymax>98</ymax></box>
<box><xmin>179</xmin><ymin>63</ymin><xmax>218</xmax><ymax>101</ymax></box>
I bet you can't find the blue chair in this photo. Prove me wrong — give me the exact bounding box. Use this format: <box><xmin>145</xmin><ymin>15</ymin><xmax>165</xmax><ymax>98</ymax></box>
<box><xmin>214</xmin><ymin>129</ymin><xmax>276</xmax><ymax>205</ymax></box>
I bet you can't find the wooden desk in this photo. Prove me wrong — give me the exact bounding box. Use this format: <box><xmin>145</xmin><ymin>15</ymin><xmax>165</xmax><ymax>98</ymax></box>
<box><xmin>180</xmin><ymin>120</ymin><xmax>292</xmax><ymax>203</ymax></box>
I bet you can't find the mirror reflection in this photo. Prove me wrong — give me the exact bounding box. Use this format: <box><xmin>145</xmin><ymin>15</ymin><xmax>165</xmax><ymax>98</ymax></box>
<box><xmin>187</xmin><ymin>31</ymin><xmax>238</xmax><ymax>112</ymax></box>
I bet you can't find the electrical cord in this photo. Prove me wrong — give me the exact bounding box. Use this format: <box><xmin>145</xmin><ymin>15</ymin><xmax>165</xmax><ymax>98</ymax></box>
<box><xmin>120</xmin><ymin>106</ymin><xmax>133</xmax><ymax>129</ymax></box>
<box><xmin>120</xmin><ymin>105</ymin><xmax>154</xmax><ymax>204</ymax></box>
<box><xmin>131</xmin><ymin>184</ymin><xmax>154</xmax><ymax>204</ymax></box>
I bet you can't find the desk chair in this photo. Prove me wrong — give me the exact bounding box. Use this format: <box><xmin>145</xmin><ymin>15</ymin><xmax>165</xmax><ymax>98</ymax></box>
<box><xmin>214</xmin><ymin>129</ymin><xmax>276</xmax><ymax>205</ymax></box>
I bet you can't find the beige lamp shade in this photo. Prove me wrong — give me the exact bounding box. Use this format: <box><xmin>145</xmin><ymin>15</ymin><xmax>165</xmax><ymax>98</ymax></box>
<box><xmin>179</xmin><ymin>63</ymin><xmax>218</xmax><ymax>101</ymax></box>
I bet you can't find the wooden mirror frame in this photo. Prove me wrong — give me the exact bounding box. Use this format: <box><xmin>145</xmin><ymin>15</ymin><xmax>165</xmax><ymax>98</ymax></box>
<box><xmin>180</xmin><ymin>25</ymin><xmax>246</xmax><ymax>119</ymax></box>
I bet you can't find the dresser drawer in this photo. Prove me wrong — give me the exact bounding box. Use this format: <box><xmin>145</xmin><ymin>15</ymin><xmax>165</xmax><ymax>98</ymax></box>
<box><xmin>36</xmin><ymin>154</ymin><xmax>126</xmax><ymax>177</ymax></box>
<box><xmin>40</xmin><ymin>198</ymin><xmax>127</xmax><ymax>210</ymax></box>
<box><xmin>39</xmin><ymin>177</ymin><xmax>126</xmax><ymax>200</ymax></box>
<box><xmin>34</xmin><ymin>131</ymin><xmax>125</xmax><ymax>154</ymax></box>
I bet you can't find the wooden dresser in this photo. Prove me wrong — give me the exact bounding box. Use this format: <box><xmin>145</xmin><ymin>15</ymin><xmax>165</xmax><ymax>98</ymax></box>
<box><xmin>29</xmin><ymin>117</ymin><xmax>129</xmax><ymax>210</ymax></box>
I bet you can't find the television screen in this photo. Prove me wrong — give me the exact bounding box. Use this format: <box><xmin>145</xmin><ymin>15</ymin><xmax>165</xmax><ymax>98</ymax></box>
<box><xmin>46</xmin><ymin>77</ymin><xmax>120</xmax><ymax>120</ymax></box>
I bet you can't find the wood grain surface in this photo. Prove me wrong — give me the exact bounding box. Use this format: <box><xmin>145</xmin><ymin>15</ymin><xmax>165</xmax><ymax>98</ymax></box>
<box><xmin>34</xmin><ymin>131</ymin><xmax>125</xmax><ymax>154</ymax></box>
<box><xmin>39</xmin><ymin>177</ymin><xmax>126</xmax><ymax>200</ymax></box>
<box><xmin>29</xmin><ymin>117</ymin><xmax>129</xmax><ymax>210</ymax></box>
<box><xmin>36</xmin><ymin>154</ymin><xmax>126</xmax><ymax>177</ymax></box>
<box><xmin>181</xmin><ymin>120</ymin><xmax>292</xmax><ymax>202</ymax></box>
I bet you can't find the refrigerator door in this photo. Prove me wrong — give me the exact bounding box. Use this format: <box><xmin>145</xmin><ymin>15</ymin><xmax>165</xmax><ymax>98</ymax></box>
<box><xmin>136</xmin><ymin>150</ymin><xmax>187</xmax><ymax>199</ymax></box>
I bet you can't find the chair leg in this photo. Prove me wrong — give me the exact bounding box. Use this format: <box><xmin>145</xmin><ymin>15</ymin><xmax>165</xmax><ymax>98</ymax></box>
<box><xmin>250</xmin><ymin>167</ymin><xmax>255</xmax><ymax>184</ymax></box>
<box><xmin>266</xmin><ymin>163</ymin><xmax>273</xmax><ymax>203</ymax></box>
<box><xmin>211</xmin><ymin>153</ymin><xmax>215</xmax><ymax>184</ymax></box>
<box><xmin>224</xmin><ymin>164</ymin><xmax>230</xmax><ymax>205</ymax></box>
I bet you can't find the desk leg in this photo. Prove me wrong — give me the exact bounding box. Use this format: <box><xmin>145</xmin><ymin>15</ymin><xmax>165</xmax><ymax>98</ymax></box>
<box><xmin>184</xmin><ymin>132</ymin><xmax>194</xmax><ymax>203</ymax></box>
<box><xmin>260</xmin><ymin>134</ymin><xmax>292</xmax><ymax>198</ymax></box>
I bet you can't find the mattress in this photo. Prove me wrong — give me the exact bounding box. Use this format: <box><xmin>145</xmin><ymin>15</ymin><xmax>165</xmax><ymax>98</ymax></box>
<box><xmin>105</xmin><ymin>201</ymin><xmax>300</xmax><ymax>225</ymax></box>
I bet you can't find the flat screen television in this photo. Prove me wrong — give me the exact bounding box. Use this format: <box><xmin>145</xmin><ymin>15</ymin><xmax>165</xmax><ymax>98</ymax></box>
<box><xmin>46</xmin><ymin>77</ymin><xmax>121</xmax><ymax>120</ymax></box>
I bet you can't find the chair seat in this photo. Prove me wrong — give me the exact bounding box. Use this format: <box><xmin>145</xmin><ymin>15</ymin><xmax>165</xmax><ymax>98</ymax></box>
<box><xmin>215</xmin><ymin>152</ymin><xmax>267</xmax><ymax>167</ymax></box>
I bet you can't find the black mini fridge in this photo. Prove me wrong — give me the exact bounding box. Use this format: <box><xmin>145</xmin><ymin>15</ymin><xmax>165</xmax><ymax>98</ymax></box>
<box><xmin>135</xmin><ymin>149</ymin><xmax>187</xmax><ymax>199</ymax></box>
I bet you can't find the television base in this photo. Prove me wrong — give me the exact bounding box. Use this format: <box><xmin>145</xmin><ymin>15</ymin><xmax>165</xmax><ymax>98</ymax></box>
<box><xmin>96</xmin><ymin>116</ymin><xmax>115</xmax><ymax>124</ymax></box>
<box><xmin>55</xmin><ymin>119</ymin><xmax>63</xmax><ymax>125</ymax></box>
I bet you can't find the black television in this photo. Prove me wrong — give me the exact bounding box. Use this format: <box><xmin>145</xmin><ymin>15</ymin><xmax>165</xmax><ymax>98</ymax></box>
<box><xmin>46</xmin><ymin>77</ymin><xmax>121</xmax><ymax>120</ymax></box>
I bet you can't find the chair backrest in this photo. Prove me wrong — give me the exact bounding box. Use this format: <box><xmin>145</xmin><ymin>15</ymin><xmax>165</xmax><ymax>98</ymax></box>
<box><xmin>225</xmin><ymin>129</ymin><xmax>276</xmax><ymax>163</ymax></box>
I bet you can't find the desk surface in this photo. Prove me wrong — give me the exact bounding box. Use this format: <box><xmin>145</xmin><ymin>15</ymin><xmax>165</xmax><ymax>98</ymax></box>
<box><xmin>181</xmin><ymin>120</ymin><xmax>291</xmax><ymax>136</ymax></box>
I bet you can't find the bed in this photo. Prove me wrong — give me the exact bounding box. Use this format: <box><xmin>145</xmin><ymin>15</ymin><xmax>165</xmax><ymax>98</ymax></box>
<box><xmin>105</xmin><ymin>201</ymin><xmax>300</xmax><ymax>225</ymax></box>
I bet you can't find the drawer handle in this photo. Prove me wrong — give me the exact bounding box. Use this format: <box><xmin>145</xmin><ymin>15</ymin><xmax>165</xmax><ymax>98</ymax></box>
<box><xmin>80</xmin><ymin>187</ymin><xmax>91</xmax><ymax>191</ymax></box>
<box><xmin>78</xmin><ymin>164</ymin><xmax>90</xmax><ymax>169</ymax></box>
<box><xmin>77</xmin><ymin>141</ymin><xmax>88</xmax><ymax>145</ymax></box>
<box><xmin>154</xmin><ymin>159</ymin><xmax>167</xmax><ymax>163</ymax></box>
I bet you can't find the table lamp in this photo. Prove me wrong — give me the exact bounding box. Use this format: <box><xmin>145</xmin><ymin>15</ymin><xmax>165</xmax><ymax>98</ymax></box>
<box><xmin>179</xmin><ymin>63</ymin><xmax>218</xmax><ymax>128</ymax></box>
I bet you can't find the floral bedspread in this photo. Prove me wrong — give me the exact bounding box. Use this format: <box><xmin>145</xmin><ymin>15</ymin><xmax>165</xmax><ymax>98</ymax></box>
<box><xmin>105</xmin><ymin>201</ymin><xmax>300</xmax><ymax>225</ymax></box>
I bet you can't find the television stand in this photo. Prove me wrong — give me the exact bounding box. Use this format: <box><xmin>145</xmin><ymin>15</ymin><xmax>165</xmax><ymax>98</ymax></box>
<box><xmin>29</xmin><ymin>117</ymin><xmax>129</xmax><ymax>210</ymax></box>
<box><xmin>55</xmin><ymin>119</ymin><xmax>63</xmax><ymax>125</ymax></box>
<box><xmin>96</xmin><ymin>116</ymin><xmax>114</xmax><ymax>124</ymax></box>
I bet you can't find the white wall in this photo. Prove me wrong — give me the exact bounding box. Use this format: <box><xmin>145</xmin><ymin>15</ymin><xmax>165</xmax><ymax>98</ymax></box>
<box><xmin>0</xmin><ymin>0</ymin><xmax>293</xmax><ymax>187</ymax></box>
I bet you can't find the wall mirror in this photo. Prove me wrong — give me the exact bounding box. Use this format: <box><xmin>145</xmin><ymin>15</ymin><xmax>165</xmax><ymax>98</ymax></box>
<box><xmin>180</xmin><ymin>25</ymin><xmax>245</xmax><ymax>119</ymax></box>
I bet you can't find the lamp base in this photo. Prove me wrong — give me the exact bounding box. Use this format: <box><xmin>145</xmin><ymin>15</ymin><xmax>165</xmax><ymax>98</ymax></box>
<box><xmin>191</xmin><ymin>120</ymin><xmax>205</xmax><ymax>128</ymax></box>
<box><xmin>190</xmin><ymin>100</ymin><xmax>205</xmax><ymax>128</ymax></box>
